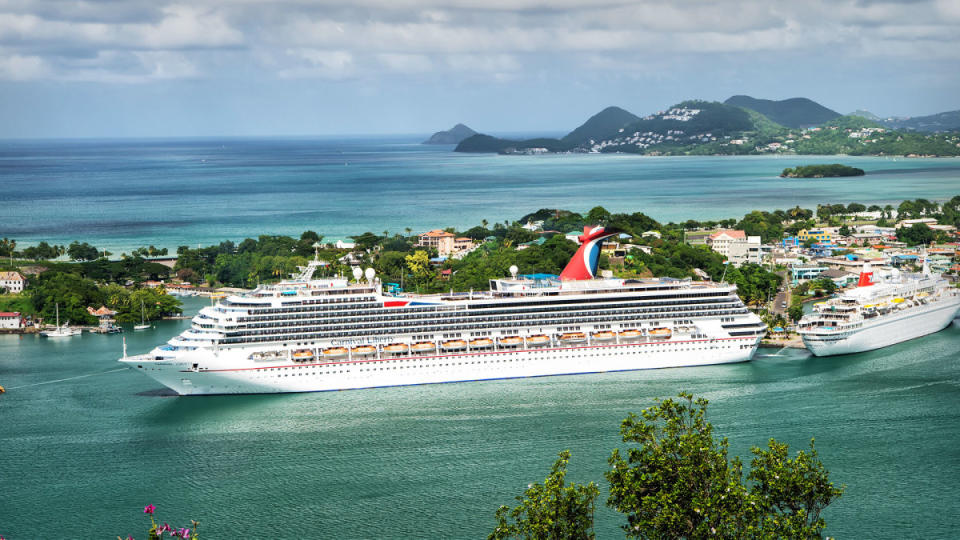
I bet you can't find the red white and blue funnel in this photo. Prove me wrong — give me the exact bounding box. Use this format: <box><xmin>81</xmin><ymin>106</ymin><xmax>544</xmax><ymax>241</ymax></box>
<box><xmin>559</xmin><ymin>225</ymin><xmax>621</xmax><ymax>281</ymax></box>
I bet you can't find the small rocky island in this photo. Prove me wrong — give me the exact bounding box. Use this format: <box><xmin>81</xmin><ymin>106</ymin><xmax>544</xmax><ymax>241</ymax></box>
<box><xmin>423</xmin><ymin>123</ymin><xmax>477</xmax><ymax>145</ymax></box>
<box><xmin>780</xmin><ymin>164</ymin><xmax>866</xmax><ymax>178</ymax></box>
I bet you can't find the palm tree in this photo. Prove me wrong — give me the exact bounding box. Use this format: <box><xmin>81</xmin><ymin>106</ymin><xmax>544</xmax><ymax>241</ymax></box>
<box><xmin>405</xmin><ymin>227</ymin><xmax>412</xmax><ymax>237</ymax></box>
<box><xmin>481</xmin><ymin>219</ymin><xmax>489</xmax><ymax>229</ymax></box>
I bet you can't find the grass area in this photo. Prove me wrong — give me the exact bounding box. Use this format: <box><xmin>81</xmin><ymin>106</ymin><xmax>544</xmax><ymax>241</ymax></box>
<box><xmin>0</xmin><ymin>294</ymin><xmax>31</xmax><ymax>315</ymax></box>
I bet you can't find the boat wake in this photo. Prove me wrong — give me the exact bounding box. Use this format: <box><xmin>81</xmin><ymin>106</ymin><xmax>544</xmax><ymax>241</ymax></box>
<box><xmin>6</xmin><ymin>367</ymin><xmax>127</xmax><ymax>390</ymax></box>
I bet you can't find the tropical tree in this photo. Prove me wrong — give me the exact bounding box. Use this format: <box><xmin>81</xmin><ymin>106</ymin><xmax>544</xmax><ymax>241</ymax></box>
<box><xmin>489</xmin><ymin>451</ymin><xmax>599</xmax><ymax>540</ymax></box>
<box><xmin>606</xmin><ymin>393</ymin><xmax>843</xmax><ymax>539</ymax></box>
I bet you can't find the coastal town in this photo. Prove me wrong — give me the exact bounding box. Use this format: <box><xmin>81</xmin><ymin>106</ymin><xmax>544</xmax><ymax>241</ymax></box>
<box><xmin>1</xmin><ymin>198</ymin><xmax>958</xmax><ymax>354</ymax></box>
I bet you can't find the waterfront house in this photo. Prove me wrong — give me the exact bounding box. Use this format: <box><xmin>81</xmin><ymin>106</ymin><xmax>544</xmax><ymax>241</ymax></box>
<box><xmin>0</xmin><ymin>271</ymin><xmax>27</xmax><ymax>294</ymax></box>
<box><xmin>0</xmin><ymin>311</ymin><xmax>22</xmax><ymax>329</ymax></box>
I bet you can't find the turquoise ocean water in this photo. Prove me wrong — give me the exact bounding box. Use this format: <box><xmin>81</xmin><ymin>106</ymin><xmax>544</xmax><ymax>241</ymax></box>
<box><xmin>1</xmin><ymin>137</ymin><xmax>959</xmax><ymax>253</ymax></box>
<box><xmin>2</xmin><ymin>137</ymin><xmax>960</xmax><ymax>538</ymax></box>
<box><xmin>1</xmin><ymin>298</ymin><xmax>959</xmax><ymax>538</ymax></box>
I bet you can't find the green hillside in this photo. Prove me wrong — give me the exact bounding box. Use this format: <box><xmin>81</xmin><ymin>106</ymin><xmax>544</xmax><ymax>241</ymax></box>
<box><xmin>724</xmin><ymin>95</ymin><xmax>841</xmax><ymax>128</ymax></box>
<box><xmin>454</xmin><ymin>100</ymin><xmax>960</xmax><ymax>156</ymax></box>
<box><xmin>884</xmin><ymin>110</ymin><xmax>960</xmax><ymax>132</ymax></box>
<box><xmin>562</xmin><ymin>106</ymin><xmax>639</xmax><ymax>144</ymax></box>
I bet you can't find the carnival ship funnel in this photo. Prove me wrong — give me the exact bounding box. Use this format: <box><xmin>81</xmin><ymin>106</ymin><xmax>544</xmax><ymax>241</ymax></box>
<box><xmin>559</xmin><ymin>225</ymin><xmax>622</xmax><ymax>281</ymax></box>
<box><xmin>857</xmin><ymin>262</ymin><xmax>874</xmax><ymax>287</ymax></box>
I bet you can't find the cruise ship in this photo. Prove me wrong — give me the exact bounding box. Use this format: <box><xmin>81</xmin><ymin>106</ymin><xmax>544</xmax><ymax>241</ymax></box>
<box><xmin>120</xmin><ymin>226</ymin><xmax>767</xmax><ymax>395</ymax></box>
<box><xmin>798</xmin><ymin>261</ymin><xmax>960</xmax><ymax>356</ymax></box>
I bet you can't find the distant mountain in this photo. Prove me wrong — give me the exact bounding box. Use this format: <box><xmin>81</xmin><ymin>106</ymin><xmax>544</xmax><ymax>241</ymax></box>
<box><xmin>849</xmin><ymin>109</ymin><xmax>882</xmax><ymax>121</ymax></box>
<box><xmin>454</xmin><ymin>99</ymin><xmax>960</xmax><ymax>157</ymax></box>
<box><xmin>724</xmin><ymin>95</ymin><xmax>840</xmax><ymax>128</ymax></box>
<box><xmin>423</xmin><ymin>123</ymin><xmax>477</xmax><ymax>144</ymax></box>
<box><xmin>562</xmin><ymin>106</ymin><xmax>640</xmax><ymax>144</ymax></box>
<box><xmin>882</xmin><ymin>110</ymin><xmax>960</xmax><ymax>132</ymax></box>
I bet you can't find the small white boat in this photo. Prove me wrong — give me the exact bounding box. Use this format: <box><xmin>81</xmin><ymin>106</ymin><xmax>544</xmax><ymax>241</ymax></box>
<box><xmin>134</xmin><ymin>300</ymin><xmax>151</xmax><ymax>331</ymax></box>
<box><xmin>40</xmin><ymin>304</ymin><xmax>81</xmax><ymax>338</ymax></box>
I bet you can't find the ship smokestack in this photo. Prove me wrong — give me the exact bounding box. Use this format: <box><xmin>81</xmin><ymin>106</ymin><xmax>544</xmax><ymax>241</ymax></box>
<box><xmin>857</xmin><ymin>261</ymin><xmax>874</xmax><ymax>287</ymax></box>
<box><xmin>559</xmin><ymin>226</ymin><xmax>622</xmax><ymax>281</ymax></box>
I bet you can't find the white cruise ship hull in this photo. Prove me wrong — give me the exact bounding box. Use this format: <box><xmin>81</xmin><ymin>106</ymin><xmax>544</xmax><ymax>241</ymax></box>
<box><xmin>802</xmin><ymin>298</ymin><xmax>960</xmax><ymax>357</ymax></box>
<box><xmin>126</xmin><ymin>336</ymin><xmax>760</xmax><ymax>396</ymax></box>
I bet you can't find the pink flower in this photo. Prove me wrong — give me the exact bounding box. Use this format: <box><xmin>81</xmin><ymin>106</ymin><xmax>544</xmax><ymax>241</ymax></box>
<box><xmin>144</xmin><ymin>504</ymin><xmax>156</xmax><ymax>514</ymax></box>
<box><xmin>161</xmin><ymin>524</ymin><xmax>172</xmax><ymax>533</ymax></box>
<box><xmin>177</xmin><ymin>528</ymin><xmax>191</xmax><ymax>538</ymax></box>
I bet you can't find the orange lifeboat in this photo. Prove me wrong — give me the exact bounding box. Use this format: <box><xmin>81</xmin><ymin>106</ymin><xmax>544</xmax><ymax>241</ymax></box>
<box><xmin>411</xmin><ymin>341</ymin><xmax>437</xmax><ymax>354</ymax></box>
<box><xmin>383</xmin><ymin>343</ymin><xmax>409</xmax><ymax>355</ymax></box>
<box><xmin>649</xmin><ymin>327</ymin><xmax>672</xmax><ymax>339</ymax></box>
<box><xmin>322</xmin><ymin>347</ymin><xmax>348</xmax><ymax>359</ymax></box>
<box><xmin>525</xmin><ymin>334</ymin><xmax>551</xmax><ymax>347</ymax></box>
<box><xmin>292</xmin><ymin>349</ymin><xmax>315</xmax><ymax>360</ymax></box>
<box><xmin>591</xmin><ymin>331</ymin><xmax>616</xmax><ymax>342</ymax></box>
<box><xmin>350</xmin><ymin>345</ymin><xmax>377</xmax><ymax>357</ymax></box>
<box><xmin>618</xmin><ymin>329</ymin><xmax>642</xmax><ymax>341</ymax></box>
<box><xmin>499</xmin><ymin>336</ymin><xmax>523</xmax><ymax>347</ymax></box>
<box><xmin>441</xmin><ymin>339</ymin><xmax>467</xmax><ymax>351</ymax></box>
<box><xmin>469</xmin><ymin>338</ymin><xmax>494</xmax><ymax>349</ymax></box>
<box><xmin>558</xmin><ymin>332</ymin><xmax>586</xmax><ymax>344</ymax></box>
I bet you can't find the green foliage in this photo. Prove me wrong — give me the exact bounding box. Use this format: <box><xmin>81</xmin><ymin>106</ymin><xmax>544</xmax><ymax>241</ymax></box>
<box><xmin>748</xmin><ymin>439</ymin><xmax>845</xmax><ymax>538</ymax></box>
<box><xmin>100</xmin><ymin>285</ymin><xmax>183</xmax><ymax>323</ymax></box>
<box><xmin>0</xmin><ymin>237</ymin><xmax>16</xmax><ymax>257</ymax></box>
<box><xmin>607</xmin><ymin>393</ymin><xmax>843</xmax><ymax>539</ymax></box>
<box><xmin>607</xmin><ymin>393</ymin><xmax>748</xmax><ymax>538</ymax></box>
<box><xmin>780</xmin><ymin>164</ymin><xmax>865</xmax><ymax>178</ymax></box>
<box><xmin>726</xmin><ymin>264</ymin><xmax>783</xmax><ymax>306</ymax></box>
<box><xmin>787</xmin><ymin>300</ymin><xmax>804</xmax><ymax>323</ymax></box>
<box><xmin>896</xmin><ymin>223</ymin><xmax>936</xmax><ymax>246</ymax></box>
<box><xmin>21</xmin><ymin>241</ymin><xmax>65</xmax><ymax>260</ymax></box>
<box><xmin>67</xmin><ymin>241</ymin><xmax>102</xmax><ymax>261</ymax></box>
<box><xmin>28</xmin><ymin>271</ymin><xmax>103</xmax><ymax>324</ymax></box>
<box><xmin>736</xmin><ymin>211</ymin><xmax>784</xmax><ymax>243</ymax></box>
<box><xmin>489</xmin><ymin>451</ymin><xmax>600</xmax><ymax>540</ymax></box>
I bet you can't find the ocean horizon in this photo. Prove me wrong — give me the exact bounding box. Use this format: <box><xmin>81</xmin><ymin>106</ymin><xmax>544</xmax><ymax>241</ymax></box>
<box><xmin>2</xmin><ymin>135</ymin><xmax>959</xmax><ymax>255</ymax></box>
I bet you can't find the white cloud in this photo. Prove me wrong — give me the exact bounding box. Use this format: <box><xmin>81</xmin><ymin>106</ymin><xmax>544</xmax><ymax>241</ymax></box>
<box><xmin>0</xmin><ymin>0</ymin><xmax>957</xmax><ymax>82</ymax></box>
<box><xmin>378</xmin><ymin>53</ymin><xmax>432</xmax><ymax>73</ymax></box>
<box><xmin>280</xmin><ymin>48</ymin><xmax>355</xmax><ymax>79</ymax></box>
<box><xmin>0</xmin><ymin>51</ymin><xmax>49</xmax><ymax>79</ymax></box>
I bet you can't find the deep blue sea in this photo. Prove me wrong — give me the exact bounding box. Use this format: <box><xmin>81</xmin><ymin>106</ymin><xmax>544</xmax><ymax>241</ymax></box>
<box><xmin>2</xmin><ymin>136</ymin><xmax>960</xmax><ymax>252</ymax></box>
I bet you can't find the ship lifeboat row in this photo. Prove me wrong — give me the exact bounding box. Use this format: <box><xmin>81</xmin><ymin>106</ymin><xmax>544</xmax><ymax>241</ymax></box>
<box><xmin>253</xmin><ymin>327</ymin><xmax>679</xmax><ymax>362</ymax></box>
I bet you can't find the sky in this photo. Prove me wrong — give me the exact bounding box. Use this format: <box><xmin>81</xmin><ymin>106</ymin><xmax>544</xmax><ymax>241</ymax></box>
<box><xmin>0</xmin><ymin>0</ymin><xmax>958</xmax><ymax>138</ymax></box>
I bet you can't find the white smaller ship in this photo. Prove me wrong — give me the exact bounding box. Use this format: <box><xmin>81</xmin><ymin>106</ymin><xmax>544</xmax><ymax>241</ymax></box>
<box><xmin>40</xmin><ymin>304</ymin><xmax>82</xmax><ymax>338</ymax></box>
<box><xmin>798</xmin><ymin>261</ymin><xmax>960</xmax><ymax>356</ymax></box>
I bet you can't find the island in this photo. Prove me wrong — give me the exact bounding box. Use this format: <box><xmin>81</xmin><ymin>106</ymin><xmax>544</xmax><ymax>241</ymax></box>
<box><xmin>780</xmin><ymin>164</ymin><xmax>866</xmax><ymax>178</ymax></box>
<box><xmin>423</xmin><ymin>123</ymin><xmax>477</xmax><ymax>145</ymax></box>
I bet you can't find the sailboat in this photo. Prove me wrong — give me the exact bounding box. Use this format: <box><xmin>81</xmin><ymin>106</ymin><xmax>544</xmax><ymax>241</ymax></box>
<box><xmin>134</xmin><ymin>299</ymin><xmax>151</xmax><ymax>331</ymax></box>
<box><xmin>40</xmin><ymin>303</ymin><xmax>81</xmax><ymax>338</ymax></box>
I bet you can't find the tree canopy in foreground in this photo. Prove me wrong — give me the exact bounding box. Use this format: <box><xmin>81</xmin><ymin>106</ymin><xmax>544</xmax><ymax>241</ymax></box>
<box><xmin>492</xmin><ymin>393</ymin><xmax>843</xmax><ymax>539</ymax></box>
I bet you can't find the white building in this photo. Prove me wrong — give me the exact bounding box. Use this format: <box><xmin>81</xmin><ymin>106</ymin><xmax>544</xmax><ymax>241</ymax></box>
<box><xmin>0</xmin><ymin>271</ymin><xmax>26</xmax><ymax>294</ymax></box>
<box><xmin>706</xmin><ymin>230</ymin><xmax>765</xmax><ymax>266</ymax></box>
<box><xmin>335</xmin><ymin>240</ymin><xmax>356</xmax><ymax>250</ymax></box>
<box><xmin>0</xmin><ymin>311</ymin><xmax>21</xmax><ymax>329</ymax></box>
